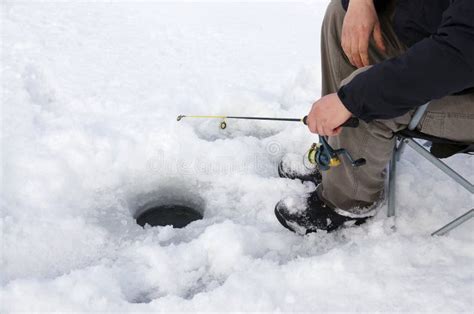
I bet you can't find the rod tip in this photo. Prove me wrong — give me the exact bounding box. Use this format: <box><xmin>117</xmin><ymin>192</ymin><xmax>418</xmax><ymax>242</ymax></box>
<box><xmin>177</xmin><ymin>115</ymin><xmax>185</xmax><ymax>121</ymax></box>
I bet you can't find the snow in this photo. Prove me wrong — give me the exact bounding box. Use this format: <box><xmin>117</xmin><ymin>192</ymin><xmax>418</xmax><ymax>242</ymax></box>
<box><xmin>1</xmin><ymin>0</ymin><xmax>473</xmax><ymax>312</ymax></box>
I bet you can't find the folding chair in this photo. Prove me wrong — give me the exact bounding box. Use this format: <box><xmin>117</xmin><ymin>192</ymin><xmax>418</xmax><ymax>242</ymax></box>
<box><xmin>387</xmin><ymin>103</ymin><xmax>474</xmax><ymax>236</ymax></box>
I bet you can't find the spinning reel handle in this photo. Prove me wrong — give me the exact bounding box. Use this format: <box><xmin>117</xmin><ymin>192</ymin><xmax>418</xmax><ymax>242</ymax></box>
<box><xmin>302</xmin><ymin>116</ymin><xmax>359</xmax><ymax>128</ymax></box>
<box><xmin>352</xmin><ymin>158</ymin><xmax>367</xmax><ymax>167</ymax></box>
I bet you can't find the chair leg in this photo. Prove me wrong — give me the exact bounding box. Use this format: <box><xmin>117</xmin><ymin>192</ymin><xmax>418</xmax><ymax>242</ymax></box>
<box><xmin>395</xmin><ymin>140</ymin><xmax>406</xmax><ymax>161</ymax></box>
<box><xmin>387</xmin><ymin>147</ymin><xmax>397</xmax><ymax>217</ymax></box>
<box><xmin>405</xmin><ymin>139</ymin><xmax>474</xmax><ymax>193</ymax></box>
<box><xmin>403</xmin><ymin>139</ymin><xmax>474</xmax><ymax>235</ymax></box>
<box><xmin>431</xmin><ymin>209</ymin><xmax>474</xmax><ymax>236</ymax></box>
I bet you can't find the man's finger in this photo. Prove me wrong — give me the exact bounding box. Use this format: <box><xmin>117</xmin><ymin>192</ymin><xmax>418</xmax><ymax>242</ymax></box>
<box><xmin>316</xmin><ymin>122</ymin><xmax>325</xmax><ymax>136</ymax></box>
<box><xmin>342</xmin><ymin>40</ymin><xmax>351</xmax><ymax>64</ymax></box>
<box><xmin>373</xmin><ymin>22</ymin><xmax>386</xmax><ymax>53</ymax></box>
<box><xmin>358</xmin><ymin>31</ymin><xmax>371</xmax><ymax>66</ymax></box>
<box><xmin>307</xmin><ymin>118</ymin><xmax>318</xmax><ymax>134</ymax></box>
<box><xmin>332</xmin><ymin>127</ymin><xmax>343</xmax><ymax>137</ymax></box>
<box><xmin>324</xmin><ymin>121</ymin><xmax>342</xmax><ymax>137</ymax></box>
<box><xmin>341</xmin><ymin>27</ymin><xmax>352</xmax><ymax>63</ymax></box>
<box><xmin>359</xmin><ymin>46</ymin><xmax>370</xmax><ymax>67</ymax></box>
<box><xmin>307</xmin><ymin>121</ymin><xmax>314</xmax><ymax>133</ymax></box>
<box><xmin>351</xmin><ymin>38</ymin><xmax>363</xmax><ymax>68</ymax></box>
<box><xmin>324</xmin><ymin>125</ymin><xmax>337</xmax><ymax>137</ymax></box>
<box><xmin>342</xmin><ymin>34</ymin><xmax>355</xmax><ymax>66</ymax></box>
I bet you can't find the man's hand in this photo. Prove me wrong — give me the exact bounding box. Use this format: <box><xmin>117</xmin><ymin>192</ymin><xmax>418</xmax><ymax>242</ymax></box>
<box><xmin>306</xmin><ymin>93</ymin><xmax>352</xmax><ymax>136</ymax></box>
<box><xmin>342</xmin><ymin>0</ymin><xmax>386</xmax><ymax>68</ymax></box>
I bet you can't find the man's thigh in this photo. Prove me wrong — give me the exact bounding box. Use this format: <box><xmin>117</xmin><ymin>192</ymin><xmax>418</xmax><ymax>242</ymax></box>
<box><xmin>418</xmin><ymin>93</ymin><xmax>474</xmax><ymax>143</ymax></box>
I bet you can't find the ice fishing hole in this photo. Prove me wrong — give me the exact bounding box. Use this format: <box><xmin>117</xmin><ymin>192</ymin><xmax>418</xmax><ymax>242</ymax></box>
<box><xmin>132</xmin><ymin>184</ymin><xmax>205</xmax><ymax>228</ymax></box>
<box><xmin>136</xmin><ymin>204</ymin><xmax>203</xmax><ymax>228</ymax></box>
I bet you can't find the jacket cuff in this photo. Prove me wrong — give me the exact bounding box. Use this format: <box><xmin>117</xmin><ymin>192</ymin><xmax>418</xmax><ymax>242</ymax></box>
<box><xmin>337</xmin><ymin>86</ymin><xmax>371</xmax><ymax>122</ymax></box>
<box><xmin>341</xmin><ymin>0</ymin><xmax>388</xmax><ymax>13</ymax></box>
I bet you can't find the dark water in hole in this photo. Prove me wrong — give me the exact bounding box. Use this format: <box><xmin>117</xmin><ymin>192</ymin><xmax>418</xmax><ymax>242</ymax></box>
<box><xmin>136</xmin><ymin>204</ymin><xmax>203</xmax><ymax>228</ymax></box>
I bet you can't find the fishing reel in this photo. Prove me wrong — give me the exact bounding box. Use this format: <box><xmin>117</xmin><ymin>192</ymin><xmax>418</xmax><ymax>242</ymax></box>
<box><xmin>307</xmin><ymin>137</ymin><xmax>366</xmax><ymax>171</ymax></box>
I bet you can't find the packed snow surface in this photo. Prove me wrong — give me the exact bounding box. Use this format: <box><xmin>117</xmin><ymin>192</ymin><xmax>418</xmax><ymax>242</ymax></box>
<box><xmin>1</xmin><ymin>1</ymin><xmax>473</xmax><ymax>312</ymax></box>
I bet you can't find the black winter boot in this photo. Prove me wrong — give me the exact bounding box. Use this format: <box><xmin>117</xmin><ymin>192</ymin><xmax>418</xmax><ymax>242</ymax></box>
<box><xmin>274</xmin><ymin>189</ymin><xmax>369</xmax><ymax>234</ymax></box>
<box><xmin>278</xmin><ymin>153</ymin><xmax>322</xmax><ymax>184</ymax></box>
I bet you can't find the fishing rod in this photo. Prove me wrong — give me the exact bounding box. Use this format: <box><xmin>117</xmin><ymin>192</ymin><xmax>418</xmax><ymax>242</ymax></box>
<box><xmin>176</xmin><ymin>114</ymin><xmax>359</xmax><ymax>129</ymax></box>
<box><xmin>177</xmin><ymin>114</ymin><xmax>365</xmax><ymax>170</ymax></box>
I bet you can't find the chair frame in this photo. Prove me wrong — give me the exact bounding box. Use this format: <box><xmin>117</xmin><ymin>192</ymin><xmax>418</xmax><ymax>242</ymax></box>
<box><xmin>387</xmin><ymin>103</ymin><xmax>474</xmax><ymax>236</ymax></box>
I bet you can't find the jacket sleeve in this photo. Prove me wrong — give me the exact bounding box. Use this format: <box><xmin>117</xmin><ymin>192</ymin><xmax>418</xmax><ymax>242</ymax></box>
<box><xmin>341</xmin><ymin>0</ymin><xmax>387</xmax><ymax>12</ymax></box>
<box><xmin>337</xmin><ymin>0</ymin><xmax>474</xmax><ymax>122</ymax></box>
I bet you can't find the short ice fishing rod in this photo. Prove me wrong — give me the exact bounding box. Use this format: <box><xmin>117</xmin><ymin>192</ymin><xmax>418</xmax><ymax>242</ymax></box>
<box><xmin>176</xmin><ymin>114</ymin><xmax>359</xmax><ymax>130</ymax></box>
<box><xmin>177</xmin><ymin>114</ymin><xmax>365</xmax><ymax>170</ymax></box>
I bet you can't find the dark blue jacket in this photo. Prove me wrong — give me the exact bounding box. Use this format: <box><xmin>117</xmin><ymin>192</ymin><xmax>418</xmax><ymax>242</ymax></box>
<box><xmin>338</xmin><ymin>0</ymin><xmax>474</xmax><ymax>122</ymax></box>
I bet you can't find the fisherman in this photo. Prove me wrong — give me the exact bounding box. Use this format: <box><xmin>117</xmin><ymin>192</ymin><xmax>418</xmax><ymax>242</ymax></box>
<box><xmin>275</xmin><ymin>0</ymin><xmax>474</xmax><ymax>233</ymax></box>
